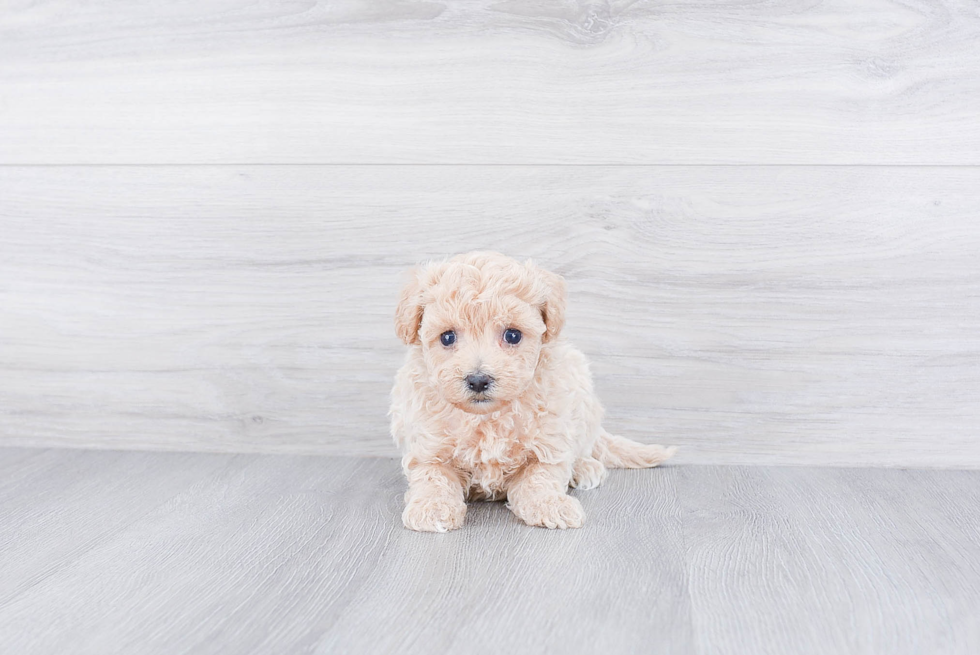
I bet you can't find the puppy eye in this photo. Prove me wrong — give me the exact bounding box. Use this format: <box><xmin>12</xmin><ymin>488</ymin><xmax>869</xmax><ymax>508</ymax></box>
<box><xmin>503</xmin><ymin>328</ymin><xmax>522</xmax><ymax>345</ymax></box>
<box><xmin>440</xmin><ymin>330</ymin><xmax>456</xmax><ymax>347</ymax></box>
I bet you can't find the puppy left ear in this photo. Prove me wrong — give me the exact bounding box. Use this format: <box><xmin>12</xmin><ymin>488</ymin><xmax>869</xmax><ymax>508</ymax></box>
<box><xmin>394</xmin><ymin>268</ymin><xmax>424</xmax><ymax>345</ymax></box>
<box><xmin>527</xmin><ymin>261</ymin><xmax>567</xmax><ymax>343</ymax></box>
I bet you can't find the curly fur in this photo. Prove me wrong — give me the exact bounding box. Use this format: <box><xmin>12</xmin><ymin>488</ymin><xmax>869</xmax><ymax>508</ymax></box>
<box><xmin>390</xmin><ymin>251</ymin><xmax>676</xmax><ymax>531</ymax></box>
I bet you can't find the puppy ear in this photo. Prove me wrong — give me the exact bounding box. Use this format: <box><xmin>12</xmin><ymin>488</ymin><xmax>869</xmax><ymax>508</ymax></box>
<box><xmin>394</xmin><ymin>269</ymin><xmax>425</xmax><ymax>345</ymax></box>
<box><xmin>527</xmin><ymin>261</ymin><xmax>567</xmax><ymax>343</ymax></box>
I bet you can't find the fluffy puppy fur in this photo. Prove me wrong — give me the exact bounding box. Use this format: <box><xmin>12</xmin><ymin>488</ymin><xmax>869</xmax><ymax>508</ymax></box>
<box><xmin>390</xmin><ymin>251</ymin><xmax>675</xmax><ymax>531</ymax></box>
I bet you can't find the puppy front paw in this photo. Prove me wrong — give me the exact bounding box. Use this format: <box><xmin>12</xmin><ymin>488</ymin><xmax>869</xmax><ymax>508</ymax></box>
<box><xmin>509</xmin><ymin>493</ymin><xmax>585</xmax><ymax>530</ymax></box>
<box><xmin>402</xmin><ymin>494</ymin><xmax>467</xmax><ymax>532</ymax></box>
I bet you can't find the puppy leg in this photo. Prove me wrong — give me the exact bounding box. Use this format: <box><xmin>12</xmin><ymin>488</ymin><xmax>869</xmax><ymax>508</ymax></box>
<box><xmin>402</xmin><ymin>463</ymin><xmax>467</xmax><ymax>533</ymax></box>
<box><xmin>507</xmin><ymin>462</ymin><xmax>584</xmax><ymax>529</ymax></box>
<box><xmin>571</xmin><ymin>457</ymin><xmax>607</xmax><ymax>491</ymax></box>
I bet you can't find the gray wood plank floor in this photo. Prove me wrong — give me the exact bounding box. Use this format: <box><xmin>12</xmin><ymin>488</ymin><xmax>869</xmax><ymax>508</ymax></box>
<box><xmin>2</xmin><ymin>448</ymin><xmax>978</xmax><ymax>654</ymax></box>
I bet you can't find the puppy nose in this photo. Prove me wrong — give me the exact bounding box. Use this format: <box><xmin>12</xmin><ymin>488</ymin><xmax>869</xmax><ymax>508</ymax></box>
<box><xmin>465</xmin><ymin>373</ymin><xmax>493</xmax><ymax>393</ymax></box>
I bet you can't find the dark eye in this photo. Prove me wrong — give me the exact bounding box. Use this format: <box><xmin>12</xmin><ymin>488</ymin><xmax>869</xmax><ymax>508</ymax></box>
<box><xmin>503</xmin><ymin>328</ymin><xmax>522</xmax><ymax>345</ymax></box>
<box><xmin>440</xmin><ymin>330</ymin><xmax>456</xmax><ymax>347</ymax></box>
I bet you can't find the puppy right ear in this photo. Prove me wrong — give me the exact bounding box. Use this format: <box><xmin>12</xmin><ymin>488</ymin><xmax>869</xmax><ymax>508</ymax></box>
<box><xmin>537</xmin><ymin>267</ymin><xmax>567</xmax><ymax>343</ymax></box>
<box><xmin>394</xmin><ymin>269</ymin><xmax>424</xmax><ymax>345</ymax></box>
<box><xmin>524</xmin><ymin>260</ymin><xmax>567</xmax><ymax>343</ymax></box>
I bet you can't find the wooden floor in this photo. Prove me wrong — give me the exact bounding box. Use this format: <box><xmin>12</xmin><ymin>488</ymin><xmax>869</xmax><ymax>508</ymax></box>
<box><xmin>2</xmin><ymin>447</ymin><xmax>978</xmax><ymax>654</ymax></box>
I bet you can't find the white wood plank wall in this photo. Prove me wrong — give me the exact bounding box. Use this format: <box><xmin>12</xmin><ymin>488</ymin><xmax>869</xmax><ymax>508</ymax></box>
<box><xmin>1</xmin><ymin>1</ymin><xmax>977</xmax><ymax>466</ymax></box>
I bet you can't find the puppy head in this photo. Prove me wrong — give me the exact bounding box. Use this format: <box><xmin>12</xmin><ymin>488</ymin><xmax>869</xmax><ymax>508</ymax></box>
<box><xmin>395</xmin><ymin>251</ymin><xmax>566</xmax><ymax>414</ymax></box>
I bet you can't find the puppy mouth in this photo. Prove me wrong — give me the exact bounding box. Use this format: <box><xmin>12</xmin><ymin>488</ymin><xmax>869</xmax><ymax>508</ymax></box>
<box><xmin>458</xmin><ymin>394</ymin><xmax>499</xmax><ymax>412</ymax></box>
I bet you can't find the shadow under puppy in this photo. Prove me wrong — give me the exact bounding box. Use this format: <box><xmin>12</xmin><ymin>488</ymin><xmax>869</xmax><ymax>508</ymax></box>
<box><xmin>390</xmin><ymin>251</ymin><xmax>675</xmax><ymax>531</ymax></box>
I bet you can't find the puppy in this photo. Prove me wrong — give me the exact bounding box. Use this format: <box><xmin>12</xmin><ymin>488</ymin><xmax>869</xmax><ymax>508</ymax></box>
<box><xmin>390</xmin><ymin>251</ymin><xmax>675</xmax><ymax>531</ymax></box>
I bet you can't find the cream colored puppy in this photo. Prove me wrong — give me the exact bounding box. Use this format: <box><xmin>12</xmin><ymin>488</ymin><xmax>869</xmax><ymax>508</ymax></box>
<box><xmin>390</xmin><ymin>251</ymin><xmax>675</xmax><ymax>531</ymax></box>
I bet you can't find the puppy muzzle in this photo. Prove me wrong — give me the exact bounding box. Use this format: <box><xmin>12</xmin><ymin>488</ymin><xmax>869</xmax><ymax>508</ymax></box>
<box><xmin>463</xmin><ymin>372</ymin><xmax>496</xmax><ymax>407</ymax></box>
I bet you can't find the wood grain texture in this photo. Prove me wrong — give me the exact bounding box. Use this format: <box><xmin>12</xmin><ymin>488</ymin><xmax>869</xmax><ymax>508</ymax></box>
<box><xmin>2</xmin><ymin>0</ymin><xmax>980</xmax><ymax>164</ymax></box>
<box><xmin>1</xmin><ymin>448</ymin><xmax>978</xmax><ymax>654</ymax></box>
<box><xmin>2</xmin><ymin>166</ymin><xmax>978</xmax><ymax>466</ymax></box>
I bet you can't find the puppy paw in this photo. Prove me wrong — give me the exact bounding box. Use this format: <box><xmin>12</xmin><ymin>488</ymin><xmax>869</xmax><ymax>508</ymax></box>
<box><xmin>402</xmin><ymin>495</ymin><xmax>466</xmax><ymax>533</ymax></box>
<box><xmin>510</xmin><ymin>493</ymin><xmax>585</xmax><ymax>530</ymax></box>
<box><xmin>571</xmin><ymin>457</ymin><xmax>607</xmax><ymax>491</ymax></box>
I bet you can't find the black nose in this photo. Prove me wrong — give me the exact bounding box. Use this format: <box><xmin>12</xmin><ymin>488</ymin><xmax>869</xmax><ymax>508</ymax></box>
<box><xmin>465</xmin><ymin>373</ymin><xmax>493</xmax><ymax>393</ymax></box>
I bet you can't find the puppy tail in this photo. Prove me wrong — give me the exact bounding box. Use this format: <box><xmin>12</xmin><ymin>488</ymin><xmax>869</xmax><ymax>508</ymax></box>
<box><xmin>594</xmin><ymin>430</ymin><xmax>677</xmax><ymax>469</ymax></box>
